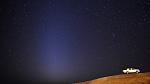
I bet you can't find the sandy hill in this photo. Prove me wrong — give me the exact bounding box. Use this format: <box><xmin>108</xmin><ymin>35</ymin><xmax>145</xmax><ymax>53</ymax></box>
<box><xmin>75</xmin><ymin>72</ymin><xmax>150</xmax><ymax>84</ymax></box>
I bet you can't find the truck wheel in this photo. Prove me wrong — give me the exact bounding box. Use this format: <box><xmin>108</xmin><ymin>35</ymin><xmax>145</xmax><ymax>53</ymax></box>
<box><xmin>127</xmin><ymin>71</ymin><xmax>129</xmax><ymax>74</ymax></box>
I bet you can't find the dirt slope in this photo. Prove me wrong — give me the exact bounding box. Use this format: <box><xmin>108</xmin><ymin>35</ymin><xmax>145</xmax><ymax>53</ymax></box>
<box><xmin>75</xmin><ymin>72</ymin><xmax>150</xmax><ymax>84</ymax></box>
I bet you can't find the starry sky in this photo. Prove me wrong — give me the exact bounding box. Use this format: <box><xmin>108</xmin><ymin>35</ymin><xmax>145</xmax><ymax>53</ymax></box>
<box><xmin>0</xmin><ymin>0</ymin><xmax>150</xmax><ymax>83</ymax></box>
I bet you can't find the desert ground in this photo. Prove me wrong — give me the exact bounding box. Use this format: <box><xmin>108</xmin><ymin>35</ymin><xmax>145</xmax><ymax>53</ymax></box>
<box><xmin>75</xmin><ymin>72</ymin><xmax>150</xmax><ymax>84</ymax></box>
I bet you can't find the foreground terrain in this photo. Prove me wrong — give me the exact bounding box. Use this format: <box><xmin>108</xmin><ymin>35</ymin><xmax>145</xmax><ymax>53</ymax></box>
<box><xmin>76</xmin><ymin>72</ymin><xmax>150</xmax><ymax>84</ymax></box>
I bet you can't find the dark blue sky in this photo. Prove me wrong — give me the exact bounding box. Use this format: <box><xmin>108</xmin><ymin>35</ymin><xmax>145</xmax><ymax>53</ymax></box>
<box><xmin>1</xmin><ymin>0</ymin><xmax>150</xmax><ymax>83</ymax></box>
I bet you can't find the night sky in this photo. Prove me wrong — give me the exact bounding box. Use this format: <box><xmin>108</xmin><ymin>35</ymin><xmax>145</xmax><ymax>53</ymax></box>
<box><xmin>0</xmin><ymin>0</ymin><xmax>150</xmax><ymax>83</ymax></box>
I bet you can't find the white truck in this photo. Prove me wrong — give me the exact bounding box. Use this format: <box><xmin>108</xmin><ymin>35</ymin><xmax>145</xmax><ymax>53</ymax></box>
<box><xmin>123</xmin><ymin>68</ymin><xmax>140</xmax><ymax>74</ymax></box>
